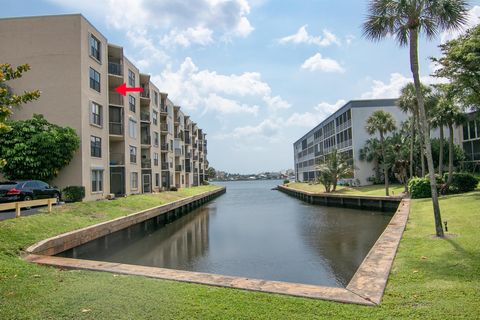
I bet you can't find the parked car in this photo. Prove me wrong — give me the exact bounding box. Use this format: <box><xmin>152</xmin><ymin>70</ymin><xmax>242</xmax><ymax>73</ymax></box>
<box><xmin>0</xmin><ymin>180</ymin><xmax>61</xmax><ymax>204</ymax></box>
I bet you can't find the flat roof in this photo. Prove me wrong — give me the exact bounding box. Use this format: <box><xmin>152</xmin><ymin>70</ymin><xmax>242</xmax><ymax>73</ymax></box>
<box><xmin>293</xmin><ymin>98</ymin><xmax>398</xmax><ymax>145</ymax></box>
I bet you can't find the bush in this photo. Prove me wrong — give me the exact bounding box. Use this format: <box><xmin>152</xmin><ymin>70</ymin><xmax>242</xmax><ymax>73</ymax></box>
<box><xmin>444</xmin><ymin>172</ymin><xmax>479</xmax><ymax>193</ymax></box>
<box><xmin>367</xmin><ymin>175</ymin><xmax>383</xmax><ymax>185</ymax></box>
<box><xmin>424</xmin><ymin>173</ymin><xmax>444</xmax><ymax>185</ymax></box>
<box><xmin>283</xmin><ymin>179</ymin><xmax>290</xmax><ymax>185</ymax></box>
<box><xmin>169</xmin><ymin>186</ymin><xmax>178</xmax><ymax>191</ymax></box>
<box><xmin>62</xmin><ymin>186</ymin><xmax>85</xmax><ymax>202</ymax></box>
<box><xmin>408</xmin><ymin>177</ymin><xmax>431</xmax><ymax>199</ymax></box>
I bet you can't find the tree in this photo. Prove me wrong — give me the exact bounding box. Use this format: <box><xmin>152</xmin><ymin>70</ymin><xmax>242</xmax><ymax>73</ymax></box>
<box><xmin>433</xmin><ymin>24</ymin><xmax>480</xmax><ymax>111</ymax></box>
<box><xmin>315</xmin><ymin>149</ymin><xmax>353</xmax><ymax>193</ymax></box>
<box><xmin>363</xmin><ymin>0</ymin><xmax>468</xmax><ymax>237</ymax></box>
<box><xmin>365</xmin><ymin>110</ymin><xmax>397</xmax><ymax>196</ymax></box>
<box><xmin>0</xmin><ymin>114</ymin><xmax>80</xmax><ymax>182</ymax></box>
<box><xmin>0</xmin><ymin>63</ymin><xmax>40</xmax><ymax>167</ymax></box>
<box><xmin>207</xmin><ymin>167</ymin><xmax>216</xmax><ymax>180</ymax></box>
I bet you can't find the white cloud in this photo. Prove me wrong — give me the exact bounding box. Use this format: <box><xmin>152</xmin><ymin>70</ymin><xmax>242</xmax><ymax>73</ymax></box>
<box><xmin>160</xmin><ymin>26</ymin><xmax>214</xmax><ymax>47</ymax></box>
<box><xmin>279</xmin><ymin>25</ymin><xmax>339</xmax><ymax>47</ymax></box>
<box><xmin>263</xmin><ymin>95</ymin><xmax>291</xmax><ymax>111</ymax></box>
<box><xmin>360</xmin><ymin>73</ymin><xmax>445</xmax><ymax>99</ymax></box>
<box><xmin>441</xmin><ymin>5</ymin><xmax>480</xmax><ymax>43</ymax></box>
<box><xmin>345</xmin><ymin>35</ymin><xmax>355</xmax><ymax>45</ymax></box>
<box><xmin>285</xmin><ymin>100</ymin><xmax>346</xmax><ymax>128</ymax></box>
<box><xmin>205</xmin><ymin>94</ymin><xmax>259</xmax><ymax>116</ymax></box>
<box><xmin>228</xmin><ymin>118</ymin><xmax>282</xmax><ymax>139</ymax></box>
<box><xmin>301</xmin><ymin>53</ymin><xmax>345</xmax><ymax>73</ymax></box>
<box><xmin>279</xmin><ymin>25</ymin><xmax>340</xmax><ymax>47</ymax></box>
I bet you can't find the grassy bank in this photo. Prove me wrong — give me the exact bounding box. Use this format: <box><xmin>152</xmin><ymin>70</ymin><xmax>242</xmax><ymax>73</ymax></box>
<box><xmin>286</xmin><ymin>182</ymin><xmax>405</xmax><ymax>196</ymax></box>
<box><xmin>1</xmin><ymin>187</ymin><xmax>479</xmax><ymax>319</ymax></box>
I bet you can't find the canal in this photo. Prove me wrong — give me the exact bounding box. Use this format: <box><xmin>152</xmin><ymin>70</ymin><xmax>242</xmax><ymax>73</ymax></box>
<box><xmin>58</xmin><ymin>180</ymin><xmax>392</xmax><ymax>287</ymax></box>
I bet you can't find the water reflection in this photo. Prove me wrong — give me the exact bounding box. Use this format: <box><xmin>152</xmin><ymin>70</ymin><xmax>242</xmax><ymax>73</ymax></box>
<box><xmin>59</xmin><ymin>180</ymin><xmax>391</xmax><ymax>287</ymax></box>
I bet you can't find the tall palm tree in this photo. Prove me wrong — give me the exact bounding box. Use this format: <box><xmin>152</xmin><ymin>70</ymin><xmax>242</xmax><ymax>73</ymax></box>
<box><xmin>363</xmin><ymin>0</ymin><xmax>468</xmax><ymax>237</ymax></box>
<box><xmin>430</xmin><ymin>91</ymin><xmax>448</xmax><ymax>176</ymax></box>
<box><xmin>366</xmin><ymin>110</ymin><xmax>396</xmax><ymax>196</ymax></box>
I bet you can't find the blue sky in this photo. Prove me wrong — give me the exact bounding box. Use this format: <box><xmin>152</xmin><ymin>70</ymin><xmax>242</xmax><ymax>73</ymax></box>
<box><xmin>2</xmin><ymin>0</ymin><xmax>479</xmax><ymax>173</ymax></box>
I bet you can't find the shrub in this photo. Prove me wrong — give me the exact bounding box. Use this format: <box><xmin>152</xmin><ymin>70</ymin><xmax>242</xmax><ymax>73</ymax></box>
<box><xmin>169</xmin><ymin>186</ymin><xmax>178</xmax><ymax>191</ymax></box>
<box><xmin>62</xmin><ymin>186</ymin><xmax>85</xmax><ymax>202</ymax></box>
<box><xmin>424</xmin><ymin>173</ymin><xmax>444</xmax><ymax>185</ymax></box>
<box><xmin>408</xmin><ymin>177</ymin><xmax>431</xmax><ymax>199</ymax></box>
<box><xmin>444</xmin><ymin>172</ymin><xmax>479</xmax><ymax>193</ymax></box>
<box><xmin>367</xmin><ymin>175</ymin><xmax>383</xmax><ymax>185</ymax></box>
<box><xmin>283</xmin><ymin>179</ymin><xmax>290</xmax><ymax>185</ymax></box>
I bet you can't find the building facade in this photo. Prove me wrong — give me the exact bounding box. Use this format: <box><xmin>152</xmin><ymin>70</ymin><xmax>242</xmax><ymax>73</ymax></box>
<box><xmin>0</xmin><ymin>14</ymin><xmax>209</xmax><ymax>200</ymax></box>
<box><xmin>461</xmin><ymin>111</ymin><xmax>480</xmax><ymax>165</ymax></box>
<box><xmin>293</xmin><ymin>99</ymin><xmax>408</xmax><ymax>185</ymax></box>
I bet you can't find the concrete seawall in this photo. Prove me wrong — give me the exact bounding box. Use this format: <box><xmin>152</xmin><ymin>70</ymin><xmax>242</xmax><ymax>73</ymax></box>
<box><xmin>277</xmin><ymin>185</ymin><xmax>402</xmax><ymax>213</ymax></box>
<box><xmin>26</xmin><ymin>187</ymin><xmax>226</xmax><ymax>256</ymax></box>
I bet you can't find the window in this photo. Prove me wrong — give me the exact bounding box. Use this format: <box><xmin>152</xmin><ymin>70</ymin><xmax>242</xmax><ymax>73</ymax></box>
<box><xmin>128</xmin><ymin>69</ymin><xmax>135</xmax><ymax>87</ymax></box>
<box><xmin>152</xmin><ymin>110</ymin><xmax>158</xmax><ymax>125</ymax></box>
<box><xmin>131</xmin><ymin>172</ymin><xmax>138</xmax><ymax>189</ymax></box>
<box><xmin>129</xmin><ymin>118</ymin><xmax>137</xmax><ymax>139</ymax></box>
<box><xmin>129</xmin><ymin>145</ymin><xmax>137</xmax><ymax>163</ymax></box>
<box><xmin>129</xmin><ymin>95</ymin><xmax>136</xmax><ymax>112</ymax></box>
<box><xmin>155</xmin><ymin>173</ymin><xmax>160</xmax><ymax>187</ymax></box>
<box><xmin>90</xmin><ymin>102</ymin><xmax>102</xmax><ymax>126</ymax></box>
<box><xmin>89</xmin><ymin>34</ymin><xmax>101</xmax><ymax>61</ymax></box>
<box><xmin>154</xmin><ymin>132</ymin><xmax>159</xmax><ymax>146</ymax></box>
<box><xmin>89</xmin><ymin>67</ymin><xmax>100</xmax><ymax>92</ymax></box>
<box><xmin>154</xmin><ymin>91</ymin><xmax>159</xmax><ymax>106</ymax></box>
<box><xmin>154</xmin><ymin>153</ymin><xmax>159</xmax><ymax>166</ymax></box>
<box><xmin>91</xmin><ymin>170</ymin><xmax>103</xmax><ymax>192</ymax></box>
<box><xmin>90</xmin><ymin>136</ymin><xmax>101</xmax><ymax>158</ymax></box>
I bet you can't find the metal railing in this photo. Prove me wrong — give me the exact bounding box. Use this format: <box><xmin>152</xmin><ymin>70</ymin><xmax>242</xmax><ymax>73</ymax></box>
<box><xmin>109</xmin><ymin>122</ymin><xmax>123</xmax><ymax>135</ymax></box>
<box><xmin>109</xmin><ymin>92</ymin><xmax>124</xmax><ymax>106</ymax></box>
<box><xmin>108</xmin><ymin>62</ymin><xmax>123</xmax><ymax>76</ymax></box>
<box><xmin>140</xmin><ymin>112</ymin><xmax>150</xmax><ymax>122</ymax></box>
<box><xmin>175</xmin><ymin>165</ymin><xmax>182</xmax><ymax>172</ymax></box>
<box><xmin>141</xmin><ymin>159</ymin><xmax>151</xmax><ymax>168</ymax></box>
<box><xmin>175</xmin><ymin>148</ymin><xmax>182</xmax><ymax>156</ymax></box>
<box><xmin>140</xmin><ymin>91</ymin><xmax>150</xmax><ymax>98</ymax></box>
<box><xmin>336</xmin><ymin>119</ymin><xmax>352</xmax><ymax>132</ymax></box>
<box><xmin>110</xmin><ymin>153</ymin><xmax>125</xmax><ymax>166</ymax></box>
<box><xmin>160</xmin><ymin>124</ymin><xmax>168</xmax><ymax>132</ymax></box>
<box><xmin>141</xmin><ymin>136</ymin><xmax>151</xmax><ymax>145</ymax></box>
<box><xmin>160</xmin><ymin>143</ymin><xmax>169</xmax><ymax>151</ymax></box>
<box><xmin>337</xmin><ymin>139</ymin><xmax>352</xmax><ymax>150</ymax></box>
<box><xmin>161</xmin><ymin>162</ymin><xmax>169</xmax><ymax>170</ymax></box>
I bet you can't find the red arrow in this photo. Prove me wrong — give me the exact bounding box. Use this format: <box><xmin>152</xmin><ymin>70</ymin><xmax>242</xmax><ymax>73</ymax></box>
<box><xmin>114</xmin><ymin>82</ymin><xmax>144</xmax><ymax>96</ymax></box>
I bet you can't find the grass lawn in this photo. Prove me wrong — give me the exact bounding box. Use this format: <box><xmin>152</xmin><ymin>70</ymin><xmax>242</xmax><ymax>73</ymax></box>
<box><xmin>1</xmin><ymin>186</ymin><xmax>479</xmax><ymax>319</ymax></box>
<box><xmin>286</xmin><ymin>182</ymin><xmax>405</xmax><ymax>196</ymax></box>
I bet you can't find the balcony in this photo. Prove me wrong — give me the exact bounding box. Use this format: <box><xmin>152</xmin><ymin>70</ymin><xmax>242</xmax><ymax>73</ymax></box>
<box><xmin>185</xmin><ymin>136</ymin><xmax>191</xmax><ymax>144</ymax></box>
<box><xmin>175</xmin><ymin>165</ymin><xmax>182</xmax><ymax>172</ymax></box>
<box><xmin>141</xmin><ymin>158</ymin><xmax>151</xmax><ymax>169</ymax></box>
<box><xmin>175</xmin><ymin>148</ymin><xmax>182</xmax><ymax>156</ymax></box>
<box><xmin>108</xmin><ymin>62</ymin><xmax>123</xmax><ymax>76</ymax></box>
<box><xmin>160</xmin><ymin>123</ymin><xmax>168</xmax><ymax>133</ymax></box>
<box><xmin>160</xmin><ymin>106</ymin><xmax>168</xmax><ymax>114</ymax></box>
<box><xmin>140</xmin><ymin>91</ymin><xmax>150</xmax><ymax>99</ymax></box>
<box><xmin>110</xmin><ymin>153</ymin><xmax>124</xmax><ymax>166</ymax></box>
<box><xmin>140</xmin><ymin>112</ymin><xmax>150</xmax><ymax>122</ymax></box>
<box><xmin>161</xmin><ymin>162</ymin><xmax>169</xmax><ymax>170</ymax></box>
<box><xmin>336</xmin><ymin>119</ymin><xmax>352</xmax><ymax>132</ymax></box>
<box><xmin>109</xmin><ymin>122</ymin><xmax>123</xmax><ymax>136</ymax></box>
<box><xmin>160</xmin><ymin>143</ymin><xmax>169</xmax><ymax>152</ymax></box>
<box><xmin>141</xmin><ymin>136</ymin><xmax>151</xmax><ymax>145</ymax></box>
<box><xmin>337</xmin><ymin>139</ymin><xmax>352</xmax><ymax>150</ymax></box>
<box><xmin>193</xmin><ymin>155</ymin><xmax>198</xmax><ymax>161</ymax></box>
<box><xmin>109</xmin><ymin>92</ymin><xmax>124</xmax><ymax>106</ymax></box>
<box><xmin>185</xmin><ymin>151</ymin><xmax>191</xmax><ymax>159</ymax></box>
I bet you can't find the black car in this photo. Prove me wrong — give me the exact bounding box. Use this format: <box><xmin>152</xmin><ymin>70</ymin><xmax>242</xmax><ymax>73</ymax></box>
<box><xmin>0</xmin><ymin>180</ymin><xmax>61</xmax><ymax>204</ymax></box>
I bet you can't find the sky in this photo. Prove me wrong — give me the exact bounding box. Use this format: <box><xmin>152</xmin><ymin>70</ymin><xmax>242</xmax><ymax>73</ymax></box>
<box><xmin>2</xmin><ymin>1</ymin><xmax>480</xmax><ymax>174</ymax></box>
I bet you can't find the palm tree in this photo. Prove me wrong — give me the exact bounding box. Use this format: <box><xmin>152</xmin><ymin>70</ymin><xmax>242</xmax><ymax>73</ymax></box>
<box><xmin>363</xmin><ymin>0</ymin><xmax>468</xmax><ymax>237</ymax></box>
<box><xmin>316</xmin><ymin>149</ymin><xmax>353</xmax><ymax>193</ymax></box>
<box><xmin>397</xmin><ymin>83</ymin><xmax>431</xmax><ymax>177</ymax></box>
<box><xmin>435</xmin><ymin>87</ymin><xmax>466</xmax><ymax>188</ymax></box>
<box><xmin>430</xmin><ymin>92</ymin><xmax>448</xmax><ymax>176</ymax></box>
<box><xmin>366</xmin><ymin>110</ymin><xmax>396</xmax><ymax>196</ymax></box>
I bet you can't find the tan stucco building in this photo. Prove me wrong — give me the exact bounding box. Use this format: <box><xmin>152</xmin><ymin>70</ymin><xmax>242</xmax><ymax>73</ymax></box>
<box><xmin>0</xmin><ymin>14</ymin><xmax>209</xmax><ymax>200</ymax></box>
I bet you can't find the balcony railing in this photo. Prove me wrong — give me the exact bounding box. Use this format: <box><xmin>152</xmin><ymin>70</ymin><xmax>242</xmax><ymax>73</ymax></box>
<box><xmin>109</xmin><ymin>122</ymin><xmax>123</xmax><ymax>135</ymax></box>
<box><xmin>141</xmin><ymin>159</ymin><xmax>151</xmax><ymax>169</ymax></box>
<box><xmin>175</xmin><ymin>148</ymin><xmax>182</xmax><ymax>156</ymax></box>
<box><xmin>161</xmin><ymin>162</ymin><xmax>169</xmax><ymax>170</ymax></box>
<box><xmin>185</xmin><ymin>165</ymin><xmax>191</xmax><ymax>173</ymax></box>
<box><xmin>160</xmin><ymin>124</ymin><xmax>168</xmax><ymax>132</ymax></box>
<box><xmin>140</xmin><ymin>91</ymin><xmax>150</xmax><ymax>98</ymax></box>
<box><xmin>109</xmin><ymin>92</ymin><xmax>124</xmax><ymax>106</ymax></box>
<box><xmin>140</xmin><ymin>112</ymin><xmax>150</xmax><ymax>122</ymax></box>
<box><xmin>160</xmin><ymin>144</ymin><xmax>169</xmax><ymax>151</ymax></box>
<box><xmin>185</xmin><ymin>152</ymin><xmax>191</xmax><ymax>159</ymax></box>
<box><xmin>175</xmin><ymin>165</ymin><xmax>182</xmax><ymax>172</ymax></box>
<box><xmin>141</xmin><ymin>136</ymin><xmax>151</xmax><ymax>145</ymax></box>
<box><xmin>337</xmin><ymin>139</ymin><xmax>352</xmax><ymax>150</ymax></box>
<box><xmin>184</xmin><ymin>137</ymin><xmax>191</xmax><ymax>144</ymax></box>
<box><xmin>193</xmin><ymin>155</ymin><xmax>198</xmax><ymax>161</ymax></box>
<box><xmin>160</xmin><ymin>106</ymin><xmax>168</xmax><ymax>114</ymax></box>
<box><xmin>108</xmin><ymin>62</ymin><xmax>123</xmax><ymax>76</ymax></box>
<box><xmin>336</xmin><ymin>119</ymin><xmax>352</xmax><ymax>132</ymax></box>
<box><xmin>110</xmin><ymin>153</ymin><xmax>124</xmax><ymax>166</ymax></box>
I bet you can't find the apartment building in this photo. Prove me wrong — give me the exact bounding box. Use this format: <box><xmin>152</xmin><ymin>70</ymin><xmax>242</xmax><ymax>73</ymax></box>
<box><xmin>461</xmin><ymin>111</ymin><xmax>480</xmax><ymax>164</ymax></box>
<box><xmin>0</xmin><ymin>14</ymin><xmax>209</xmax><ymax>200</ymax></box>
<box><xmin>293</xmin><ymin>99</ymin><xmax>408</xmax><ymax>185</ymax></box>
